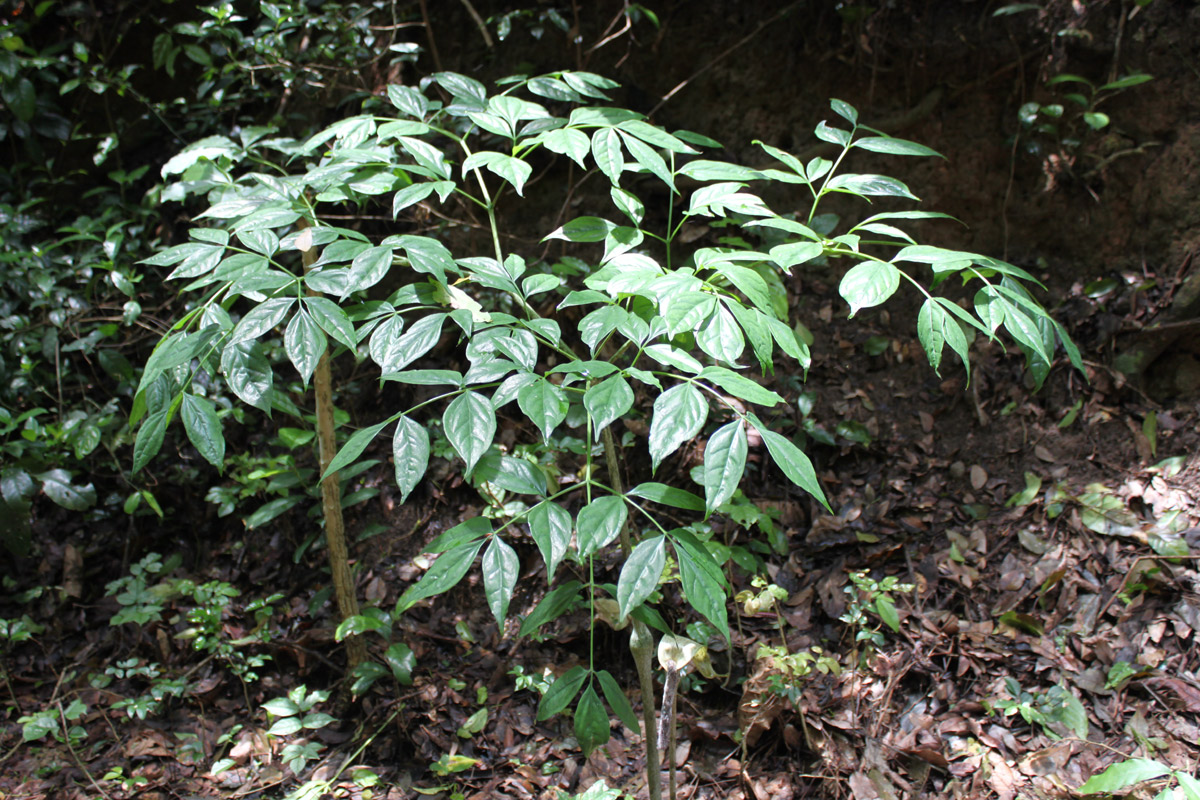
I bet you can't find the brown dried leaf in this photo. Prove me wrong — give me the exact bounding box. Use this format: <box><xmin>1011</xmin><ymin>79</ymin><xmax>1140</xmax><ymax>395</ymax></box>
<box><xmin>970</xmin><ymin>465</ymin><xmax>988</xmax><ymax>490</ymax></box>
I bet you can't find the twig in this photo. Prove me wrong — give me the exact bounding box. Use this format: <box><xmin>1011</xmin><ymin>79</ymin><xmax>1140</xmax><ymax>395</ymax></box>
<box><xmin>58</xmin><ymin>701</ymin><xmax>113</xmax><ymax>800</ymax></box>
<box><xmin>457</xmin><ymin>0</ymin><xmax>494</xmax><ymax>48</ymax></box>
<box><xmin>417</xmin><ymin>0</ymin><xmax>443</xmax><ymax>71</ymax></box>
<box><xmin>649</xmin><ymin>3</ymin><xmax>800</xmax><ymax>118</ymax></box>
<box><xmin>588</xmin><ymin>1</ymin><xmax>633</xmax><ymax>53</ymax></box>
<box><xmin>1098</xmin><ymin>554</ymin><xmax>1200</xmax><ymax>622</ymax></box>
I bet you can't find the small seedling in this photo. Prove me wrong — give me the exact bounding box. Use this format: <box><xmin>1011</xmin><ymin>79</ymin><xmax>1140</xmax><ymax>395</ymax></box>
<box><xmin>988</xmin><ymin>678</ymin><xmax>1088</xmax><ymax>740</ymax></box>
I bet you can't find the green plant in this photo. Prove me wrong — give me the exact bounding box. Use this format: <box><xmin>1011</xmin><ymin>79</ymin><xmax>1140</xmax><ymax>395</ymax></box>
<box><xmin>333</xmin><ymin>607</ymin><xmax>416</xmax><ymax>697</ymax></box>
<box><xmin>1017</xmin><ymin>71</ymin><xmax>1152</xmax><ymax>156</ymax></box>
<box><xmin>993</xmin><ymin>5</ymin><xmax>1156</xmax><ymax>187</ymax></box>
<box><xmin>1080</xmin><ymin>757</ymin><xmax>1200</xmax><ymax>799</ymax></box>
<box><xmin>95</xmin><ymin>658</ymin><xmax>188</xmax><ymax>720</ymax></box>
<box><xmin>105</xmin><ymin>552</ymin><xmax>181</xmax><ymax>626</ymax></box>
<box><xmin>0</xmin><ymin>613</ymin><xmax>44</xmax><ymax>706</ymax></box>
<box><xmin>509</xmin><ymin>664</ymin><xmax>553</xmax><ymax>695</ymax></box>
<box><xmin>134</xmin><ymin>68</ymin><xmax>1080</xmax><ymax>800</ymax></box>
<box><xmin>101</xmin><ymin>766</ymin><xmax>151</xmax><ymax>793</ymax></box>
<box><xmin>173</xmin><ymin>579</ymin><xmax>283</xmax><ymax>681</ymax></box>
<box><xmin>839</xmin><ymin>569</ymin><xmax>913</xmax><ymax>652</ymax></box>
<box><xmin>557</xmin><ymin>779</ymin><xmax>632</xmax><ymax>800</ymax></box>
<box><xmin>754</xmin><ymin>643</ymin><xmax>840</xmax><ymax>707</ymax></box>
<box><xmin>18</xmin><ymin>699</ymin><xmax>88</xmax><ymax>746</ymax></box>
<box><xmin>263</xmin><ymin>685</ymin><xmax>335</xmax><ymax>775</ymax></box>
<box><xmin>988</xmin><ymin>677</ymin><xmax>1088</xmax><ymax>739</ymax></box>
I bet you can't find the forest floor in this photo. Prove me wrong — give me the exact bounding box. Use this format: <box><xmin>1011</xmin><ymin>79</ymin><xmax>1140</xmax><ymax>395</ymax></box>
<box><xmin>3</xmin><ymin>263</ymin><xmax>1200</xmax><ymax>800</ymax></box>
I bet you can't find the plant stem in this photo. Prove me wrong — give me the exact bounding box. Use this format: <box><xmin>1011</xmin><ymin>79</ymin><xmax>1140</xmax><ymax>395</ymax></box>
<box><xmin>301</xmin><ymin>219</ymin><xmax>366</xmax><ymax>671</ymax></box>
<box><xmin>659</xmin><ymin>666</ymin><xmax>680</xmax><ymax>800</ymax></box>
<box><xmin>603</xmin><ymin>425</ymin><xmax>661</xmax><ymax>800</ymax></box>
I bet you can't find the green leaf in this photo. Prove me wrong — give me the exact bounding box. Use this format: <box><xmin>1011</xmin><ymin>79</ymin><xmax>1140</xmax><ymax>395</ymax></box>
<box><xmin>245</xmin><ymin>495</ymin><xmax>305</xmax><ymax>529</ymax></box>
<box><xmin>678</xmin><ymin>159</ymin><xmax>764</xmax><ymax>181</ymax></box>
<box><xmin>426</xmin><ymin>516</ymin><xmax>491</xmax><ymax>553</ymax></box>
<box><xmin>284</xmin><ymin>310</ymin><xmax>326</xmax><ymax>384</ymax></box>
<box><xmin>518</xmin><ymin>377</ymin><xmax>568</xmax><ymax>440</ymax></box>
<box><xmin>596</xmin><ymin>670</ymin><xmax>641</xmax><ymax>734</ymax></box>
<box><xmin>37</xmin><ymin>470</ymin><xmax>96</xmax><ymax>512</ymax></box>
<box><xmin>703</xmin><ymin>421</ymin><xmax>747</xmax><ymax>512</ymax></box>
<box><xmin>830</xmin><ymin>98</ymin><xmax>858</xmax><ymax>125</ymax></box>
<box><xmin>697</xmin><ymin>366</ymin><xmax>784</xmax><ymax>406</ymax></box>
<box><xmin>528</xmin><ymin>501</ymin><xmax>572</xmax><ymax>579</ymax></box>
<box><xmin>610</xmin><ymin>185</ymin><xmax>645</xmax><ymax>225</ymax></box>
<box><xmin>334</xmin><ymin>611</ymin><xmax>390</xmax><ymax>640</ymax></box>
<box><xmin>578</xmin><ymin>305</ymin><xmax>623</xmax><ymax>353</ymax></box>
<box><xmin>482</xmin><ymin>536</ymin><xmax>519</xmax><ymax>623</ymax></box>
<box><xmin>392</xmin><ymin>182</ymin><xmax>437</xmax><ymax>216</ymax></box>
<box><xmin>974</xmin><ymin>285</ymin><xmax>1004</xmax><ymax>334</ymax></box>
<box><xmin>1079</xmin><ymin>759</ymin><xmax>1170</xmax><ymax>794</ymax></box>
<box><xmin>1176</xmin><ymin>771</ymin><xmax>1200</xmax><ymax>800</ymax></box>
<box><xmin>1098</xmin><ymin>73</ymin><xmax>1153</xmax><ymax>91</ymax></box>
<box><xmin>617</xmin><ymin>536</ymin><xmax>665</xmax><ymax>620</ymax></box>
<box><xmin>576</xmin><ymin>495</ymin><xmax>627</xmax><ymax>559</ymax></box>
<box><xmin>473</xmin><ymin>453</ymin><xmax>547</xmax><ymax>496</ymax></box>
<box><xmin>384</xmin><ymin>369</ymin><xmax>458</xmax><ymax>388</ymax></box>
<box><xmin>724</xmin><ymin>300</ymin><xmax>775</xmax><ymax>372</ymax></box>
<box><xmin>619</xmin><ymin>131</ymin><xmax>676</xmax><ymax>191</ymax></box>
<box><xmin>545</xmin><ymin>216</ymin><xmax>617</xmax><ymax>243</ymax></box>
<box><xmin>917</xmin><ymin>298</ymin><xmax>963</xmax><ymax>376</ymax></box>
<box><xmin>663</xmin><ymin>291</ymin><xmax>716</xmax><ymax>336</ymax></box>
<box><xmin>696</xmin><ymin>303</ymin><xmax>745</xmax><ymax>363</ymax></box>
<box><xmin>828</xmin><ymin>173</ymin><xmax>917</xmax><ymax>200</ymax></box>
<box><xmin>643</xmin><ymin>344</ymin><xmax>703</xmax><ymax>374</ymax></box>
<box><xmin>323</xmin><ymin>418</ymin><xmax>392</xmax><ymax>480</ymax></box>
<box><xmin>1058</xmin><ymin>687</ymin><xmax>1089</xmax><ymax>739</ymax></box>
<box><xmin>487</xmin><ymin>154</ymin><xmax>533</xmax><ymax>195</ymax></box>
<box><xmin>444</xmin><ymin>391</ymin><xmax>496</xmax><ymax>475</ymax></box>
<box><xmin>575</xmin><ymin>685</ymin><xmax>610</xmax><ymax>756</ymax></box>
<box><xmin>839</xmin><ymin>261</ymin><xmax>901</xmax><ymax>317</ymax></box>
<box><xmin>395</xmin><ymin>235</ymin><xmax>455</xmax><ymax>284</ymax></box>
<box><xmin>519</xmin><ymin>580</ymin><xmax>582</xmax><ymax>638</ymax></box>
<box><xmin>626</xmin><ymin>482</ymin><xmax>705</xmax><ymax>511</ymax></box>
<box><xmin>875</xmin><ymin>595</ymin><xmax>900</xmax><ymax>632</ymax></box>
<box><xmin>457</xmin><ymin>707</ymin><xmax>489</xmax><ymax>738</ymax></box>
<box><xmin>584</xmin><ymin>375</ymin><xmax>634</xmax><ymax>433</ymax></box>
<box><xmin>384</xmin><ymin>642</ymin><xmax>416</xmax><ymax>685</ymax></box>
<box><xmin>378</xmin><ymin>313</ymin><xmax>447</xmax><ymax>374</ymax></box>
<box><xmin>673</xmin><ymin>536</ymin><xmax>729</xmax><ymax>641</ymax></box>
<box><xmin>591</xmin><ymin>127</ymin><xmax>624</xmax><ymax>184</ymax></box>
<box><xmin>181</xmin><ymin>394</ymin><xmax>224</xmax><ymax>469</ymax></box>
<box><xmin>750</xmin><ymin>415</ymin><xmax>829</xmax><ymax>509</ymax></box>
<box><xmin>395</xmin><ymin>540</ymin><xmax>484</xmax><ymax>612</ymax></box>
<box><xmin>304</xmin><ymin>297</ymin><xmax>357</xmax><ymax>351</ymax></box>
<box><xmin>537</xmin><ymin>127</ymin><xmax>591</xmax><ymax>168</ymax></box>
<box><xmin>344</xmin><ymin>245</ymin><xmax>395</xmax><ymax>297</ymax></box>
<box><xmin>649</xmin><ymin>383</ymin><xmax>708</xmax><ymax>470</ymax></box>
<box><xmin>853</xmin><ymin>136</ymin><xmax>942</xmax><ymax>158</ymax></box>
<box><xmin>713</xmin><ymin>262</ymin><xmax>773</xmax><ymax>314</ymax></box>
<box><xmin>537</xmin><ymin>664</ymin><xmax>588</xmax><ymax>720</ymax></box>
<box><xmin>221</xmin><ymin>341</ymin><xmax>273</xmax><ymax>413</ymax></box>
<box><xmin>262</xmin><ymin>697</ymin><xmax>302</xmax><ymax>717</ymax></box>
<box><xmin>433</xmin><ymin>71</ymin><xmax>487</xmax><ymax>106</ymax></box>
<box><xmin>393</xmin><ymin>416</ymin><xmax>430</xmax><ymax>502</ymax></box>
<box><xmin>133</xmin><ymin>408</ymin><xmax>170</xmax><ymax>474</ymax></box>
<box><xmin>228</xmin><ymin>298</ymin><xmax>296</xmax><ymax>346</ymax></box>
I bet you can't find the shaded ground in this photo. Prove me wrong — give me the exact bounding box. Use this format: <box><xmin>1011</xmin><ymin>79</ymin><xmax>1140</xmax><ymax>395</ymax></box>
<box><xmin>3</xmin><ymin>1</ymin><xmax>1200</xmax><ymax>798</ymax></box>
